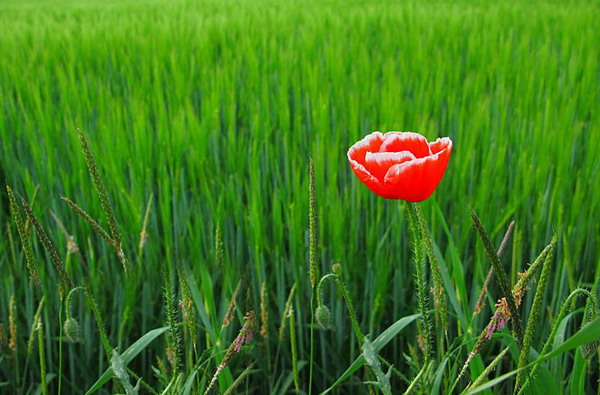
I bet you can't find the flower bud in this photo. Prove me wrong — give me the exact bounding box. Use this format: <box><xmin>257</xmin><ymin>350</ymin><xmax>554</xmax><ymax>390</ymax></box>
<box><xmin>64</xmin><ymin>317</ymin><xmax>80</xmax><ymax>343</ymax></box>
<box><xmin>332</xmin><ymin>263</ymin><xmax>342</xmax><ymax>276</ymax></box>
<box><xmin>315</xmin><ymin>305</ymin><xmax>331</xmax><ymax>330</ymax></box>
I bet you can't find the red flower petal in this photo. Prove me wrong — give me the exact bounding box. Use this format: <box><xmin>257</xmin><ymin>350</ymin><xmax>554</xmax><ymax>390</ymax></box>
<box><xmin>348</xmin><ymin>158</ymin><xmax>392</xmax><ymax>198</ymax></box>
<box><xmin>383</xmin><ymin>139</ymin><xmax>452</xmax><ymax>202</ymax></box>
<box><xmin>364</xmin><ymin>151</ymin><xmax>416</xmax><ymax>182</ymax></box>
<box><xmin>347</xmin><ymin>132</ymin><xmax>384</xmax><ymax>164</ymax></box>
<box><xmin>379</xmin><ymin>132</ymin><xmax>431</xmax><ymax>158</ymax></box>
<box><xmin>348</xmin><ymin>132</ymin><xmax>452</xmax><ymax>202</ymax></box>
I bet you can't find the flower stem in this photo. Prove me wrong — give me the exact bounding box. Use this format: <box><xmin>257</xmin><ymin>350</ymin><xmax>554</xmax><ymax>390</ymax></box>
<box><xmin>413</xmin><ymin>203</ymin><xmax>448</xmax><ymax>353</ymax></box>
<box><xmin>332</xmin><ymin>263</ymin><xmax>365</xmax><ymax>342</ymax></box>
<box><xmin>406</xmin><ymin>203</ymin><xmax>432</xmax><ymax>363</ymax></box>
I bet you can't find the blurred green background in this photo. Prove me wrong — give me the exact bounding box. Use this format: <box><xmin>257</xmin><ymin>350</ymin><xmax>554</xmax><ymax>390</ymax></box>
<box><xmin>1</xmin><ymin>0</ymin><xmax>598</xmax><ymax>392</ymax></box>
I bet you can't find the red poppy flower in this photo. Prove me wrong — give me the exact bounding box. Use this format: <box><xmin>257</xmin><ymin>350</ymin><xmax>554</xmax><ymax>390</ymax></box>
<box><xmin>347</xmin><ymin>131</ymin><xmax>452</xmax><ymax>202</ymax></box>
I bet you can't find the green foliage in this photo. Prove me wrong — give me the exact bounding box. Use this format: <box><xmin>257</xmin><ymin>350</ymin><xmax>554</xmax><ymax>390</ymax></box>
<box><xmin>0</xmin><ymin>0</ymin><xmax>598</xmax><ymax>393</ymax></box>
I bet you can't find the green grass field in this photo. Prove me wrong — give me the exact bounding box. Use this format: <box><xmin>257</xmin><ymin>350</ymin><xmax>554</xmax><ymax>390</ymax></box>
<box><xmin>1</xmin><ymin>0</ymin><xmax>599</xmax><ymax>393</ymax></box>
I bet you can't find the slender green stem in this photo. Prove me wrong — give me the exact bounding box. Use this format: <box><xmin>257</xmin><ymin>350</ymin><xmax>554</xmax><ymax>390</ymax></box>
<box><xmin>332</xmin><ymin>263</ymin><xmax>364</xmax><ymax>342</ymax></box>
<box><xmin>317</xmin><ymin>274</ymin><xmax>337</xmax><ymax>306</ymax></box>
<box><xmin>406</xmin><ymin>203</ymin><xmax>432</xmax><ymax>362</ymax></box>
<box><xmin>309</xmin><ymin>294</ymin><xmax>315</xmax><ymax>393</ymax></box>
<box><xmin>403</xmin><ymin>362</ymin><xmax>428</xmax><ymax>395</ymax></box>
<box><xmin>308</xmin><ymin>158</ymin><xmax>318</xmax><ymax>394</ymax></box>
<box><xmin>289</xmin><ymin>307</ymin><xmax>300</xmax><ymax>392</ymax></box>
<box><xmin>84</xmin><ymin>284</ymin><xmax>112</xmax><ymax>360</ymax></box>
<box><xmin>58</xmin><ymin>303</ymin><xmax>63</xmax><ymax>394</ymax></box>
<box><xmin>37</xmin><ymin>317</ymin><xmax>47</xmax><ymax>395</ymax></box>
<box><xmin>413</xmin><ymin>203</ymin><xmax>447</xmax><ymax>354</ymax></box>
<box><xmin>464</xmin><ymin>347</ymin><xmax>510</xmax><ymax>392</ymax></box>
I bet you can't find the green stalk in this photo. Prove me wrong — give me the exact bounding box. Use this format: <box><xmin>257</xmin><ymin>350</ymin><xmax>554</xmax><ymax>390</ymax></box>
<box><xmin>473</xmin><ymin>221</ymin><xmax>515</xmax><ymax>317</ymax></box>
<box><xmin>471</xmin><ymin>209</ymin><xmax>523</xmax><ymax>346</ymax></box>
<box><xmin>403</xmin><ymin>361</ymin><xmax>429</xmax><ymax>394</ymax></box>
<box><xmin>465</xmin><ymin>347</ymin><xmax>510</xmax><ymax>392</ymax></box>
<box><xmin>58</xmin><ymin>302</ymin><xmax>63</xmax><ymax>395</ymax></box>
<box><xmin>6</xmin><ymin>220</ymin><xmax>18</xmax><ymax>274</ymax></box>
<box><xmin>406</xmin><ymin>203</ymin><xmax>432</xmax><ymax>362</ymax></box>
<box><xmin>77</xmin><ymin>128</ymin><xmax>129</xmax><ymax>274</ymax></box>
<box><xmin>61</xmin><ymin>197</ymin><xmax>114</xmax><ymax>248</ymax></box>
<box><xmin>84</xmin><ymin>284</ymin><xmax>112</xmax><ymax>360</ymax></box>
<box><xmin>332</xmin><ymin>263</ymin><xmax>364</xmax><ymax>342</ymax></box>
<box><xmin>21</xmin><ymin>297</ymin><xmax>45</xmax><ymax>394</ymax></box>
<box><xmin>22</xmin><ymin>198</ymin><xmax>73</xmax><ymax>297</ymax></box>
<box><xmin>163</xmin><ymin>261</ymin><xmax>181</xmax><ymax>377</ymax></box>
<box><xmin>515</xmin><ymin>235</ymin><xmax>556</xmax><ymax>388</ymax></box>
<box><xmin>289</xmin><ymin>307</ymin><xmax>300</xmax><ymax>392</ymax></box>
<box><xmin>137</xmin><ymin>193</ymin><xmax>153</xmax><ymax>262</ymax></box>
<box><xmin>37</xmin><ymin>316</ymin><xmax>47</xmax><ymax>395</ymax></box>
<box><xmin>413</xmin><ymin>203</ymin><xmax>447</xmax><ymax>351</ymax></box>
<box><xmin>308</xmin><ymin>158</ymin><xmax>318</xmax><ymax>394</ymax></box>
<box><xmin>6</xmin><ymin>186</ymin><xmax>39</xmax><ymax>282</ymax></box>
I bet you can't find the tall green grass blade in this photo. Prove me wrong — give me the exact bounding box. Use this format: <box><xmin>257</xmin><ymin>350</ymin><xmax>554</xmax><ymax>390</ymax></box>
<box><xmin>86</xmin><ymin>326</ymin><xmax>169</xmax><ymax>394</ymax></box>
<box><xmin>321</xmin><ymin>313</ymin><xmax>419</xmax><ymax>394</ymax></box>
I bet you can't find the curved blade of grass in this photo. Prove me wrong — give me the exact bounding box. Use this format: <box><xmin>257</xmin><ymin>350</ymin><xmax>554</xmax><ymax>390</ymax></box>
<box><xmin>466</xmin><ymin>347</ymin><xmax>509</xmax><ymax>392</ymax></box>
<box><xmin>86</xmin><ymin>326</ymin><xmax>169</xmax><ymax>394</ymax></box>
<box><xmin>430</xmin><ymin>355</ymin><xmax>449</xmax><ymax>395</ymax></box>
<box><xmin>321</xmin><ymin>313</ymin><xmax>419</xmax><ymax>394</ymax></box>
<box><xmin>466</xmin><ymin>315</ymin><xmax>600</xmax><ymax>394</ymax></box>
